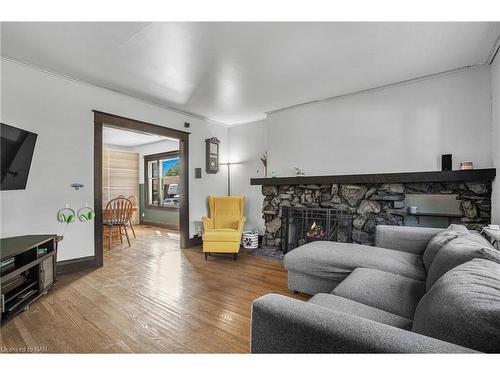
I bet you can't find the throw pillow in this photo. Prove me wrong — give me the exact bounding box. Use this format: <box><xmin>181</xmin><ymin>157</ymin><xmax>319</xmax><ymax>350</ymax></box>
<box><xmin>413</xmin><ymin>259</ymin><xmax>500</xmax><ymax>353</ymax></box>
<box><xmin>426</xmin><ymin>233</ymin><xmax>500</xmax><ymax>290</ymax></box>
<box><xmin>422</xmin><ymin>224</ymin><xmax>469</xmax><ymax>270</ymax></box>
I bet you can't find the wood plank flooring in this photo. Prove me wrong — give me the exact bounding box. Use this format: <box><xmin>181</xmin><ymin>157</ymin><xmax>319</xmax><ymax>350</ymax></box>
<box><xmin>0</xmin><ymin>225</ymin><xmax>306</xmax><ymax>353</ymax></box>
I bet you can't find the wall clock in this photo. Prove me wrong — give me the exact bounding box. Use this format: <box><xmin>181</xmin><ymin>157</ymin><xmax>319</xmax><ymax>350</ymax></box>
<box><xmin>205</xmin><ymin>137</ymin><xmax>220</xmax><ymax>174</ymax></box>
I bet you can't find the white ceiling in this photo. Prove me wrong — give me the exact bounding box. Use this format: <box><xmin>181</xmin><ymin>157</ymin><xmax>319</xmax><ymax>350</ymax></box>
<box><xmin>103</xmin><ymin>126</ymin><xmax>178</xmax><ymax>147</ymax></box>
<box><xmin>2</xmin><ymin>22</ymin><xmax>499</xmax><ymax>125</ymax></box>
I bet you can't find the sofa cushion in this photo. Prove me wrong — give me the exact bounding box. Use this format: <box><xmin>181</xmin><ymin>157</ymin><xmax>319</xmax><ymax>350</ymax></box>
<box><xmin>284</xmin><ymin>241</ymin><xmax>426</xmax><ymax>284</ymax></box>
<box><xmin>375</xmin><ymin>225</ymin><xmax>443</xmax><ymax>255</ymax></box>
<box><xmin>422</xmin><ymin>224</ymin><xmax>469</xmax><ymax>270</ymax></box>
<box><xmin>308</xmin><ymin>293</ymin><xmax>413</xmax><ymax>330</ymax></box>
<box><xmin>412</xmin><ymin>259</ymin><xmax>500</xmax><ymax>353</ymax></box>
<box><xmin>332</xmin><ymin>268</ymin><xmax>426</xmax><ymax>319</ymax></box>
<box><xmin>426</xmin><ymin>233</ymin><xmax>500</xmax><ymax>290</ymax></box>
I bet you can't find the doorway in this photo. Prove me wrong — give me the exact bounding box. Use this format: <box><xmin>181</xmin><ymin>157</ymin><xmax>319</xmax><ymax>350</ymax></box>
<box><xmin>93</xmin><ymin>111</ymin><xmax>190</xmax><ymax>268</ymax></box>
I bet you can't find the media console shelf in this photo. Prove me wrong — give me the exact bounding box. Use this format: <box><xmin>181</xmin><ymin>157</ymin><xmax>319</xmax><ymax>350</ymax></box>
<box><xmin>1</xmin><ymin>234</ymin><xmax>60</xmax><ymax>325</ymax></box>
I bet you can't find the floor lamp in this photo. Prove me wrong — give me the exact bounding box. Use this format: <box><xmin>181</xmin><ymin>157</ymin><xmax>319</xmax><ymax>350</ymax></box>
<box><xmin>220</xmin><ymin>162</ymin><xmax>235</xmax><ymax>196</ymax></box>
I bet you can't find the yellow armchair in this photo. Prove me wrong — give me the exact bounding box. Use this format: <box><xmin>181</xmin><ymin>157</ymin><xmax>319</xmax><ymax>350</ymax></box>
<box><xmin>202</xmin><ymin>195</ymin><xmax>246</xmax><ymax>260</ymax></box>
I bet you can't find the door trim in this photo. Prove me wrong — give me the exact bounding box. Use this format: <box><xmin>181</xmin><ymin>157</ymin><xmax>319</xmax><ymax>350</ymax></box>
<box><xmin>93</xmin><ymin>111</ymin><xmax>191</xmax><ymax>268</ymax></box>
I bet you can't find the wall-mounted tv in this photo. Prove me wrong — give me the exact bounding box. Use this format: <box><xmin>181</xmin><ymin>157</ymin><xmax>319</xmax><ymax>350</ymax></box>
<box><xmin>1</xmin><ymin>123</ymin><xmax>38</xmax><ymax>190</ymax></box>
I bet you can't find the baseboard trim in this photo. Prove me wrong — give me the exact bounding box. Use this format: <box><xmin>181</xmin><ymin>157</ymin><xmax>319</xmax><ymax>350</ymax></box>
<box><xmin>140</xmin><ymin>220</ymin><xmax>180</xmax><ymax>231</ymax></box>
<box><xmin>185</xmin><ymin>235</ymin><xmax>202</xmax><ymax>248</ymax></box>
<box><xmin>57</xmin><ymin>256</ymin><xmax>97</xmax><ymax>275</ymax></box>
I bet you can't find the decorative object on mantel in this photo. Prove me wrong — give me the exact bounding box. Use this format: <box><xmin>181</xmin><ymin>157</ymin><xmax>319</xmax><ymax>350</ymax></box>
<box><xmin>205</xmin><ymin>137</ymin><xmax>220</xmax><ymax>174</ymax></box>
<box><xmin>260</xmin><ymin>151</ymin><xmax>268</xmax><ymax>177</ymax></box>
<box><xmin>408</xmin><ymin>206</ymin><xmax>418</xmax><ymax>214</ymax></box>
<box><xmin>271</xmin><ymin>171</ymin><xmax>279</xmax><ymax>178</ymax></box>
<box><xmin>460</xmin><ymin>161</ymin><xmax>473</xmax><ymax>170</ymax></box>
<box><xmin>441</xmin><ymin>154</ymin><xmax>452</xmax><ymax>171</ymax></box>
<box><xmin>294</xmin><ymin>167</ymin><xmax>305</xmax><ymax>176</ymax></box>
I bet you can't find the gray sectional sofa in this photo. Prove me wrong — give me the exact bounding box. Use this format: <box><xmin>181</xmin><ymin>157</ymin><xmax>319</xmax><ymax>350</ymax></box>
<box><xmin>251</xmin><ymin>225</ymin><xmax>500</xmax><ymax>353</ymax></box>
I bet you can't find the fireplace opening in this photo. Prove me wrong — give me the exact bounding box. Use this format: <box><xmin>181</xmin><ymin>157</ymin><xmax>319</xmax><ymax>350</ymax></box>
<box><xmin>306</xmin><ymin>221</ymin><xmax>326</xmax><ymax>241</ymax></box>
<box><xmin>281</xmin><ymin>207</ymin><xmax>353</xmax><ymax>253</ymax></box>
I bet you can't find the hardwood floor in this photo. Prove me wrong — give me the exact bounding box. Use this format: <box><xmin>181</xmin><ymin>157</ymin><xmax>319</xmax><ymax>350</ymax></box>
<box><xmin>0</xmin><ymin>225</ymin><xmax>306</xmax><ymax>353</ymax></box>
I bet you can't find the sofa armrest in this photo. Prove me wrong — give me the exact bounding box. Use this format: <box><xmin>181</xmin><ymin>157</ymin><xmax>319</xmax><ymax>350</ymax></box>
<box><xmin>251</xmin><ymin>294</ymin><xmax>474</xmax><ymax>353</ymax></box>
<box><xmin>374</xmin><ymin>225</ymin><xmax>443</xmax><ymax>255</ymax></box>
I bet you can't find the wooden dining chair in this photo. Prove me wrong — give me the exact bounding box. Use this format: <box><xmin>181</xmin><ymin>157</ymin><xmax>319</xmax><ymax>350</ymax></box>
<box><xmin>127</xmin><ymin>195</ymin><xmax>137</xmax><ymax>238</ymax></box>
<box><xmin>103</xmin><ymin>197</ymin><xmax>133</xmax><ymax>250</ymax></box>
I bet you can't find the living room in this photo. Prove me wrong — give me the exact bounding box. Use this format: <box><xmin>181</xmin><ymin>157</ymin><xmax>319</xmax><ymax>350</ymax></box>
<box><xmin>1</xmin><ymin>1</ymin><xmax>500</xmax><ymax>373</ymax></box>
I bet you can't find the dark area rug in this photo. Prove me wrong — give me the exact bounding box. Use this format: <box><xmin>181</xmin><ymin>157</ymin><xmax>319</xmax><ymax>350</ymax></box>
<box><xmin>248</xmin><ymin>246</ymin><xmax>284</xmax><ymax>260</ymax></box>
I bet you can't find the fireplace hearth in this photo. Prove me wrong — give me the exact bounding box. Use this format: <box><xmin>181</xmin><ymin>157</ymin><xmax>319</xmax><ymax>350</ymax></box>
<box><xmin>281</xmin><ymin>206</ymin><xmax>353</xmax><ymax>253</ymax></box>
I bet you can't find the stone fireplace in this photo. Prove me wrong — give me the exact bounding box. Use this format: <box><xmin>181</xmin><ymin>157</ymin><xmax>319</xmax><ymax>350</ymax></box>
<box><xmin>252</xmin><ymin>169</ymin><xmax>496</xmax><ymax>251</ymax></box>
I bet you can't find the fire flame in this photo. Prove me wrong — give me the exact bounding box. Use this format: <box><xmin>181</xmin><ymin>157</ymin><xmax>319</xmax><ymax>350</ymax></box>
<box><xmin>306</xmin><ymin>221</ymin><xmax>326</xmax><ymax>239</ymax></box>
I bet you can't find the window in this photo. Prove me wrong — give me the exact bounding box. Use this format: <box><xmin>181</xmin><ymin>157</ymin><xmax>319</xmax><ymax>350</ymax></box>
<box><xmin>145</xmin><ymin>151</ymin><xmax>180</xmax><ymax>209</ymax></box>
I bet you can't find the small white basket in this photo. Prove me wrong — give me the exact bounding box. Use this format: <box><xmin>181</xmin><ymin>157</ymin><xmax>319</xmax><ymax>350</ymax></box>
<box><xmin>242</xmin><ymin>230</ymin><xmax>259</xmax><ymax>249</ymax></box>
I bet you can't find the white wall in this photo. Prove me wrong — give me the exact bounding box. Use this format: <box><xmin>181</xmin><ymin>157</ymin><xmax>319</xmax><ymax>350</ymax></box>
<box><xmin>267</xmin><ymin>66</ymin><xmax>492</xmax><ymax>176</ymax></box>
<box><xmin>0</xmin><ymin>60</ymin><xmax>228</xmax><ymax>261</ymax></box>
<box><xmin>228</xmin><ymin>120</ymin><xmax>267</xmax><ymax>233</ymax></box>
<box><xmin>491</xmin><ymin>56</ymin><xmax>500</xmax><ymax>224</ymax></box>
<box><xmin>229</xmin><ymin>66</ymin><xmax>494</xmax><ymax>231</ymax></box>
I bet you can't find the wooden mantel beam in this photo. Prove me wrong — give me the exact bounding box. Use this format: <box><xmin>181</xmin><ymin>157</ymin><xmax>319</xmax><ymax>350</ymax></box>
<box><xmin>250</xmin><ymin>168</ymin><xmax>496</xmax><ymax>186</ymax></box>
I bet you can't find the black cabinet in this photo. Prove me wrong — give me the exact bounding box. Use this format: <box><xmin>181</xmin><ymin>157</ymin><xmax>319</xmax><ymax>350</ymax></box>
<box><xmin>1</xmin><ymin>235</ymin><xmax>59</xmax><ymax>325</ymax></box>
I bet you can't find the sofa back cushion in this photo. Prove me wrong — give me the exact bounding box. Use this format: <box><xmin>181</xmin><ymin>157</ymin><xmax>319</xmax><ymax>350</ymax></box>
<box><xmin>422</xmin><ymin>224</ymin><xmax>469</xmax><ymax>270</ymax></box>
<box><xmin>426</xmin><ymin>233</ymin><xmax>500</xmax><ymax>290</ymax></box>
<box><xmin>413</xmin><ymin>259</ymin><xmax>500</xmax><ymax>353</ymax></box>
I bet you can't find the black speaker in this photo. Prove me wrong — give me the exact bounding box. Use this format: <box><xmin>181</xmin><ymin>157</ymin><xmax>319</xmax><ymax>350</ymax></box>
<box><xmin>442</xmin><ymin>154</ymin><xmax>452</xmax><ymax>171</ymax></box>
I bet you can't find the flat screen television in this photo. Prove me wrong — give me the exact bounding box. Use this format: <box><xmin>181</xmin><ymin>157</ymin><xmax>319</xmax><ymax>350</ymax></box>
<box><xmin>1</xmin><ymin>123</ymin><xmax>38</xmax><ymax>190</ymax></box>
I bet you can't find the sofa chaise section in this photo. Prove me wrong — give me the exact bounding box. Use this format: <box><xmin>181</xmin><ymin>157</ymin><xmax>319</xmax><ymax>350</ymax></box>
<box><xmin>284</xmin><ymin>226</ymin><xmax>433</xmax><ymax>295</ymax></box>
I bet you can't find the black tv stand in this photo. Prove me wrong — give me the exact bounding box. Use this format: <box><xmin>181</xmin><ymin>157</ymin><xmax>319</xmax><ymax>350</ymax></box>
<box><xmin>1</xmin><ymin>235</ymin><xmax>60</xmax><ymax>325</ymax></box>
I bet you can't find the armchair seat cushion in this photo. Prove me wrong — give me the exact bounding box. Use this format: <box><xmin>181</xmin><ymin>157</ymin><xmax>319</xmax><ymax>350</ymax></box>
<box><xmin>284</xmin><ymin>241</ymin><xmax>426</xmax><ymax>285</ymax></box>
<box><xmin>332</xmin><ymin>268</ymin><xmax>426</xmax><ymax>319</ymax></box>
<box><xmin>203</xmin><ymin>228</ymin><xmax>241</xmax><ymax>242</ymax></box>
<box><xmin>308</xmin><ymin>293</ymin><xmax>413</xmax><ymax>330</ymax></box>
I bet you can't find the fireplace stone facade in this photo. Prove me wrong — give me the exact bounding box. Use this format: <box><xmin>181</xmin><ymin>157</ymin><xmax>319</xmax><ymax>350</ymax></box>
<box><xmin>261</xmin><ymin>181</ymin><xmax>492</xmax><ymax>248</ymax></box>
